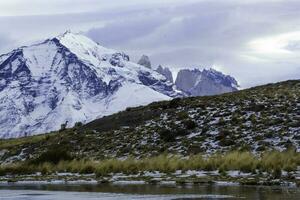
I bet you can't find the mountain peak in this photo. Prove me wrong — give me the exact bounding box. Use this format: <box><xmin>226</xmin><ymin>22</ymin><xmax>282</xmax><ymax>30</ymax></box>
<box><xmin>0</xmin><ymin>32</ymin><xmax>180</xmax><ymax>138</ymax></box>
<box><xmin>55</xmin><ymin>30</ymin><xmax>83</xmax><ymax>40</ymax></box>
<box><xmin>55</xmin><ymin>31</ymin><xmax>101</xmax><ymax>50</ymax></box>
<box><xmin>51</xmin><ymin>31</ymin><xmax>116</xmax><ymax>67</ymax></box>
<box><xmin>138</xmin><ymin>55</ymin><xmax>151</xmax><ymax>69</ymax></box>
<box><xmin>156</xmin><ymin>65</ymin><xmax>173</xmax><ymax>83</ymax></box>
<box><xmin>202</xmin><ymin>68</ymin><xmax>239</xmax><ymax>88</ymax></box>
<box><xmin>175</xmin><ymin>68</ymin><xmax>238</xmax><ymax>96</ymax></box>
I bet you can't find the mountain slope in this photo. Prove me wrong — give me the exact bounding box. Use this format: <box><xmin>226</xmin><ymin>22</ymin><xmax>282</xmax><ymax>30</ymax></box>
<box><xmin>0</xmin><ymin>31</ymin><xmax>179</xmax><ymax>138</ymax></box>
<box><xmin>1</xmin><ymin>80</ymin><xmax>299</xmax><ymax>163</ymax></box>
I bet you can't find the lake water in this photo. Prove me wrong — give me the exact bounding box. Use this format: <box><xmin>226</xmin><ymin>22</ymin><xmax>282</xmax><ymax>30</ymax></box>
<box><xmin>0</xmin><ymin>183</ymin><xmax>299</xmax><ymax>200</ymax></box>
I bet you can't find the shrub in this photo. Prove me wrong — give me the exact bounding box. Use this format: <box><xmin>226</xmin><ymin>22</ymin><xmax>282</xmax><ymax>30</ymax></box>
<box><xmin>219</xmin><ymin>166</ymin><xmax>228</xmax><ymax>176</ymax></box>
<box><xmin>125</xmin><ymin>107</ymin><xmax>133</xmax><ymax>112</ymax></box>
<box><xmin>219</xmin><ymin>138</ymin><xmax>235</xmax><ymax>147</ymax></box>
<box><xmin>218</xmin><ymin>117</ymin><xmax>226</xmax><ymax>126</ymax></box>
<box><xmin>74</xmin><ymin>122</ymin><xmax>83</xmax><ymax>127</ymax></box>
<box><xmin>216</xmin><ymin>129</ymin><xmax>231</xmax><ymax>141</ymax></box>
<box><xmin>247</xmin><ymin>103</ymin><xmax>265</xmax><ymax>112</ymax></box>
<box><xmin>0</xmin><ymin>167</ymin><xmax>5</xmax><ymax>176</ymax></box>
<box><xmin>45</xmin><ymin>135</ymin><xmax>51</xmax><ymax>141</ymax></box>
<box><xmin>201</xmin><ymin>126</ymin><xmax>209</xmax><ymax>134</ymax></box>
<box><xmin>231</xmin><ymin>113</ymin><xmax>241</xmax><ymax>124</ymax></box>
<box><xmin>272</xmin><ymin>167</ymin><xmax>282</xmax><ymax>179</ymax></box>
<box><xmin>31</xmin><ymin>148</ymin><xmax>73</xmax><ymax>165</ymax></box>
<box><xmin>183</xmin><ymin>120</ymin><xmax>197</xmax><ymax>130</ymax></box>
<box><xmin>249</xmin><ymin>114</ymin><xmax>257</xmax><ymax>124</ymax></box>
<box><xmin>159</xmin><ymin>129</ymin><xmax>174</xmax><ymax>142</ymax></box>
<box><xmin>174</xmin><ymin>127</ymin><xmax>188</xmax><ymax>137</ymax></box>
<box><xmin>188</xmin><ymin>145</ymin><xmax>203</xmax><ymax>155</ymax></box>
<box><xmin>169</xmin><ymin>98</ymin><xmax>181</xmax><ymax>108</ymax></box>
<box><xmin>177</xmin><ymin>111</ymin><xmax>189</xmax><ymax>120</ymax></box>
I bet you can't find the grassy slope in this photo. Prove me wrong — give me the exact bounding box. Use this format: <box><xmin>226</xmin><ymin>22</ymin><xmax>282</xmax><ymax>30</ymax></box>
<box><xmin>0</xmin><ymin>80</ymin><xmax>300</xmax><ymax>163</ymax></box>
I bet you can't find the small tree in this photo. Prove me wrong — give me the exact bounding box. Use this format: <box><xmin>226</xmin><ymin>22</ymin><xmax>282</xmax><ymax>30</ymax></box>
<box><xmin>74</xmin><ymin>121</ymin><xmax>83</xmax><ymax>128</ymax></box>
<box><xmin>59</xmin><ymin>121</ymin><xmax>68</xmax><ymax>132</ymax></box>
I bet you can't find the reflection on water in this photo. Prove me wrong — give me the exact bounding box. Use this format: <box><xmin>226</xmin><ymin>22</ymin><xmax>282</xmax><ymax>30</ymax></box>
<box><xmin>0</xmin><ymin>184</ymin><xmax>299</xmax><ymax>200</ymax></box>
<box><xmin>0</xmin><ymin>190</ymin><xmax>235</xmax><ymax>200</ymax></box>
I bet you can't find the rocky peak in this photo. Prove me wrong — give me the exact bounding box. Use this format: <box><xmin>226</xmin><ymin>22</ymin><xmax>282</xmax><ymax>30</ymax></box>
<box><xmin>202</xmin><ymin>68</ymin><xmax>239</xmax><ymax>88</ymax></box>
<box><xmin>137</xmin><ymin>55</ymin><xmax>151</xmax><ymax>69</ymax></box>
<box><xmin>156</xmin><ymin>65</ymin><xmax>174</xmax><ymax>83</ymax></box>
<box><xmin>175</xmin><ymin>68</ymin><xmax>238</xmax><ymax>97</ymax></box>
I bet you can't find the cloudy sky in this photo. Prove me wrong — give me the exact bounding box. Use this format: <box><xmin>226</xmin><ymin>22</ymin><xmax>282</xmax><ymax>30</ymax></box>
<box><xmin>0</xmin><ymin>0</ymin><xmax>300</xmax><ymax>87</ymax></box>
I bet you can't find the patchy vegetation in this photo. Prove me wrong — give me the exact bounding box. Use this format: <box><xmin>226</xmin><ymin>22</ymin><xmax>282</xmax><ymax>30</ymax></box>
<box><xmin>0</xmin><ymin>80</ymin><xmax>300</xmax><ymax>167</ymax></box>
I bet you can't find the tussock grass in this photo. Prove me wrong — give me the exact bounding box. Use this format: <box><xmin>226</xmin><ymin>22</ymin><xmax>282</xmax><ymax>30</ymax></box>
<box><xmin>219</xmin><ymin>151</ymin><xmax>258</xmax><ymax>172</ymax></box>
<box><xmin>261</xmin><ymin>150</ymin><xmax>300</xmax><ymax>172</ymax></box>
<box><xmin>0</xmin><ymin>150</ymin><xmax>299</xmax><ymax>177</ymax></box>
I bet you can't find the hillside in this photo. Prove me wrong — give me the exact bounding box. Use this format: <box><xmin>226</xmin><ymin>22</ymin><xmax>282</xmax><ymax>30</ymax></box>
<box><xmin>0</xmin><ymin>80</ymin><xmax>299</xmax><ymax>164</ymax></box>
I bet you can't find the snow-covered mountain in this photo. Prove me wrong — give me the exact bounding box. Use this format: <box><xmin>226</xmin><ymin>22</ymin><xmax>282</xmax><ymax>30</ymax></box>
<box><xmin>175</xmin><ymin>68</ymin><xmax>239</xmax><ymax>96</ymax></box>
<box><xmin>0</xmin><ymin>31</ymin><xmax>179</xmax><ymax>138</ymax></box>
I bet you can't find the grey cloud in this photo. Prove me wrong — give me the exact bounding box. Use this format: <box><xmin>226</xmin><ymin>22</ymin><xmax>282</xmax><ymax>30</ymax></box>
<box><xmin>286</xmin><ymin>41</ymin><xmax>300</xmax><ymax>52</ymax></box>
<box><xmin>0</xmin><ymin>33</ymin><xmax>15</xmax><ymax>54</ymax></box>
<box><xmin>0</xmin><ymin>0</ymin><xmax>300</xmax><ymax>87</ymax></box>
<box><xmin>86</xmin><ymin>14</ymin><xmax>170</xmax><ymax>46</ymax></box>
<box><xmin>99</xmin><ymin>0</ymin><xmax>300</xmax><ymax>87</ymax></box>
<box><xmin>127</xmin><ymin>1</ymin><xmax>295</xmax><ymax>48</ymax></box>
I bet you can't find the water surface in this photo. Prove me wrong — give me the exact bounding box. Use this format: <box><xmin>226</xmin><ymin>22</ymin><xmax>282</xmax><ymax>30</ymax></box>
<box><xmin>0</xmin><ymin>183</ymin><xmax>299</xmax><ymax>199</ymax></box>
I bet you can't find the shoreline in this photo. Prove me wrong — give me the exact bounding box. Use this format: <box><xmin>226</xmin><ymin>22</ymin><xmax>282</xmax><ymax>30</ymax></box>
<box><xmin>1</xmin><ymin>170</ymin><xmax>299</xmax><ymax>187</ymax></box>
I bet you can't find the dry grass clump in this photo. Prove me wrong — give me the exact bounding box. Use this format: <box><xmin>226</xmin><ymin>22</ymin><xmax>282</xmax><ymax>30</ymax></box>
<box><xmin>0</xmin><ymin>150</ymin><xmax>299</xmax><ymax>177</ymax></box>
